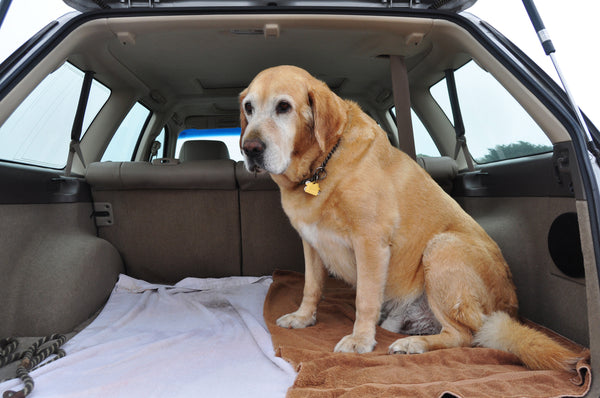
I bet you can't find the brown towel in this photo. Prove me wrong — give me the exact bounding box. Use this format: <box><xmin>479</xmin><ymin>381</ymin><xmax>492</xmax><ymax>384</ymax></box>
<box><xmin>264</xmin><ymin>270</ymin><xmax>591</xmax><ymax>398</ymax></box>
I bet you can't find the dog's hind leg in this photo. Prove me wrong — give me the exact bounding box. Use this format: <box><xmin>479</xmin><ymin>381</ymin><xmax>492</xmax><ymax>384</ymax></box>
<box><xmin>389</xmin><ymin>232</ymin><xmax>490</xmax><ymax>354</ymax></box>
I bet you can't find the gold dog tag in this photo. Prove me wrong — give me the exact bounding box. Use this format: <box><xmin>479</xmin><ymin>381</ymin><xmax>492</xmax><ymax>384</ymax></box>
<box><xmin>304</xmin><ymin>181</ymin><xmax>320</xmax><ymax>196</ymax></box>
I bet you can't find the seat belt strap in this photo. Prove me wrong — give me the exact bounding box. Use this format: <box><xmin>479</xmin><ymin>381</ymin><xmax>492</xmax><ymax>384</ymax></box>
<box><xmin>453</xmin><ymin>135</ymin><xmax>475</xmax><ymax>171</ymax></box>
<box><xmin>390</xmin><ymin>55</ymin><xmax>416</xmax><ymax>160</ymax></box>
<box><xmin>65</xmin><ymin>140</ymin><xmax>85</xmax><ymax>177</ymax></box>
<box><xmin>445</xmin><ymin>69</ymin><xmax>475</xmax><ymax>171</ymax></box>
<box><xmin>65</xmin><ymin>71</ymin><xmax>94</xmax><ymax>177</ymax></box>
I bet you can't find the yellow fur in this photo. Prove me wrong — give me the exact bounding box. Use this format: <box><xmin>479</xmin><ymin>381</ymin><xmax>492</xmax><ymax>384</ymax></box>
<box><xmin>239</xmin><ymin>65</ymin><xmax>582</xmax><ymax>372</ymax></box>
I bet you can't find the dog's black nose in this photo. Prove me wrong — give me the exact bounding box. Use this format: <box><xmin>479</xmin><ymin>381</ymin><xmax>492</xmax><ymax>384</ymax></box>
<box><xmin>242</xmin><ymin>138</ymin><xmax>266</xmax><ymax>158</ymax></box>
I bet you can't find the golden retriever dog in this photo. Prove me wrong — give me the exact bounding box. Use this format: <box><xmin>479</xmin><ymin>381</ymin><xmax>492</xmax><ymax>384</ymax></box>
<box><xmin>239</xmin><ymin>65</ymin><xmax>582</xmax><ymax>372</ymax></box>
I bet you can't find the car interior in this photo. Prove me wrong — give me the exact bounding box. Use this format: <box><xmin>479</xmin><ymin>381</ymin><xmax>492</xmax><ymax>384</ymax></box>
<box><xmin>0</xmin><ymin>8</ymin><xmax>596</xmax><ymax>397</ymax></box>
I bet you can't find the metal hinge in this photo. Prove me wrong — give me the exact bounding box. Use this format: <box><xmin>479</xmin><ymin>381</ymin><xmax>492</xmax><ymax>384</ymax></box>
<box><xmin>92</xmin><ymin>203</ymin><xmax>114</xmax><ymax>227</ymax></box>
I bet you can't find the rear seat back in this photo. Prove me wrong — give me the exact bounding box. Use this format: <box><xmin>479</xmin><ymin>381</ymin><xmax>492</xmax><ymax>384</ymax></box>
<box><xmin>85</xmin><ymin>155</ymin><xmax>457</xmax><ymax>282</ymax></box>
<box><xmin>86</xmin><ymin>160</ymin><xmax>240</xmax><ymax>283</ymax></box>
<box><xmin>235</xmin><ymin>162</ymin><xmax>304</xmax><ymax>276</ymax></box>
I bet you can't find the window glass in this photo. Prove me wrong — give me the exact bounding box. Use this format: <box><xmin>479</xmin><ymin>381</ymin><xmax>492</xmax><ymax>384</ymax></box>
<box><xmin>102</xmin><ymin>102</ymin><xmax>150</xmax><ymax>161</ymax></box>
<box><xmin>390</xmin><ymin>107</ymin><xmax>440</xmax><ymax>157</ymax></box>
<box><xmin>0</xmin><ymin>63</ymin><xmax>110</xmax><ymax>168</ymax></box>
<box><xmin>430</xmin><ymin>61</ymin><xmax>552</xmax><ymax>163</ymax></box>
<box><xmin>176</xmin><ymin>127</ymin><xmax>242</xmax><ymax>161</ymax></box>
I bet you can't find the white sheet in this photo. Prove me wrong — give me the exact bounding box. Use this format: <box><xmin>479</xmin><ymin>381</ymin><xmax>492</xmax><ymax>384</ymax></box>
<box><xmin>0</xmin><ymin>275</ymin><xmax>296</xmax><ymax>397</ymax></box>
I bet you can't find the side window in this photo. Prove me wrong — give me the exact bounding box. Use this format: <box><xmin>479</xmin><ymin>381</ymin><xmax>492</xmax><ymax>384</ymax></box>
<box><xmin>390</xmin><ymin>107</ymin><xmax>440</xmax><ymax>157</ymax></box>
<box><xmin>175</xmin><ymin>127</ymin><xmax>242</xmax><ymax>161</ymax></box>
<box><xmin>101</xmin><ymin>102</ymin><xmax>151</xmax><ymax>161</ymax></box>
<box><xmin>0</xmin><ymin>63</ymin><xmax>110</xmax><ymax>168</ymax></box>
<box><xmin>430</xmin><ymin>61</ymin><xmax>552</xmax><ymax>163</ymax></box>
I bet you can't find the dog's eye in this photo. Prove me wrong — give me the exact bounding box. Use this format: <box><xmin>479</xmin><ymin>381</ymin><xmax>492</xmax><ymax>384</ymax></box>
<box><xmin>276</xmin><ymin>100</ymin><xmax>291</xmax><ymax>114</ymax></box>
<box><xmin>244</xmin><ymin>102</ymin><xmax>253</xmax><ymax>115</ymax></box>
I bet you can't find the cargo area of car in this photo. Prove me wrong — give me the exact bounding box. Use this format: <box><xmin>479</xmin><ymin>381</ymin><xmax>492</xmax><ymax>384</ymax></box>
<box><xmin>0</xmin><ymin>8</ymin><xmax>598</xmax><ymax>397</ymax></box>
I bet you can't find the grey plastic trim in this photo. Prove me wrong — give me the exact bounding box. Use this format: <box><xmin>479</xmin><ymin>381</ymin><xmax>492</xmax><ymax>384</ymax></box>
<box><xmin>0</xmin><ymin>162</ymin><xmax>92</xmax><ymax>204</ymax></box>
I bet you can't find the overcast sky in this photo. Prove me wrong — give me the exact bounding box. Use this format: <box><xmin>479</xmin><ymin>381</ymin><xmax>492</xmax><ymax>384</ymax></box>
<box><xmin>0</xmin><ymin>0</ymin><xmax>598</xmax><ymax>126</ymax></box>
<box><xmin>470</xmin><ymin>0</ymin><xmax>600</xmax><ymax>127</ymax></box>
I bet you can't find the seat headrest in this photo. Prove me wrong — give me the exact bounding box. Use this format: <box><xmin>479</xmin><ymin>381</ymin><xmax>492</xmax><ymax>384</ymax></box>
<box><xmin>86</xmin><ymin>160</ymin><xmax>236</xmax><ymax>190</ymax></box>
<box><xmin>179</xmin><ymin>140</ymin><xmax>230</xmax><ymax>161</ymax></box>
<box><xmin>416</xmin><ymin>156</ymin><xmax>459</xmax><ymax>181</ymax></box>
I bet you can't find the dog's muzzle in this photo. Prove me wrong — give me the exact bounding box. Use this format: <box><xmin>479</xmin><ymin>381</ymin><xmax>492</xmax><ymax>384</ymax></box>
<box><xmin>242</xmin><ymin>138</ymin><xmax>266</xmax><ymax>172</ymax></box>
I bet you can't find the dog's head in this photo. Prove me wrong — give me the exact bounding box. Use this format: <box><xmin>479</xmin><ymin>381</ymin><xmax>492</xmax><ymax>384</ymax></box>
<box><xmin>239</xmin><ymin>65</ymin><xmax>347</xmax><ymax>180</ymax></box>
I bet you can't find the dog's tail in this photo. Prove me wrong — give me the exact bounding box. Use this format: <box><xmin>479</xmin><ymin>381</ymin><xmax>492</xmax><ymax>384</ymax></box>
<box><xmin>473</xmin><ymin>311</ymin><xmax>583</xmax><ymax>372</ymax></box>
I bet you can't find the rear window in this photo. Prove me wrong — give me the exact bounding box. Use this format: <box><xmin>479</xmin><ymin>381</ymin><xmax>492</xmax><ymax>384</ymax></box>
<box><xmin>0</xmin><ymin>62</ymin><xmax>110</xmax><ymax>168</ymax></box>
<box><xmin>390</xmin><ymin>107</ymin><xmax>440</xmax><ymax>157</ymax></box>
<box><xmin>101</xmin><ymin>102</ymin><xmax>151</xmax><ymax>161</ymax></box>
<box><xmin>431</xmin><ymin>61</ymin><xmax>552</xmax><ymax>163</ymax></box>
<box><xmin>176</xmin><ymin>127</ymin><xmax>242</xmax><ymax>161</ymax></box>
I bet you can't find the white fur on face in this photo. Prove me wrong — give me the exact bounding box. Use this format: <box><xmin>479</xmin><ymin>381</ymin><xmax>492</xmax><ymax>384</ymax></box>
<box><xmin>241</xmin><ymin>93</ymin><xmax>300</xmax><ymax>175</ymax></box>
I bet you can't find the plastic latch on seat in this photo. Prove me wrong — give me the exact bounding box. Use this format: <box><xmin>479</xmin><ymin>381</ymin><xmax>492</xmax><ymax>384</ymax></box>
<box><xmin>92</xmin><ymin>202</ymin><xmax>114</xmax><ymax>227</ymax></box>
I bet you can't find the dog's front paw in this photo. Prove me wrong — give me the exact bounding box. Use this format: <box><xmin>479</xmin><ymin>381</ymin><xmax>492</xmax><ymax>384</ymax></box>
<box><xmin>276</xmin><ymin>311</ymin><xmax>316</xmax><ymax>329</ymax></box>
<box><xmin>388</xmin><ymin>336</ymin><xmax>427</xmax><ymax>354</ymax></box>
<box><xmin>334</xmin><ymin>334</ymin><xmax>376</xmax><ymax>354</ymax></box>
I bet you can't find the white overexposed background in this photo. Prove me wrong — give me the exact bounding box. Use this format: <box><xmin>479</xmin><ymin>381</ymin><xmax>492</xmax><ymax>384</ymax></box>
<box><xmin>0</xmin><ymin>0</ymin><xmax>598</xmax><ymax>126</ymax></box>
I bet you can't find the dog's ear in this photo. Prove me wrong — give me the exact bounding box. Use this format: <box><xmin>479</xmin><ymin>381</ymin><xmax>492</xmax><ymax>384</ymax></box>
<box><xmin>239</xmin><ymin>88</ymin><xmax>249</xmax><ymax>148</ymax></box>
<box><xmin>308</xmin><ymin>79</ymin><xmax>346</xmax><ymax>152</ymax></box>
